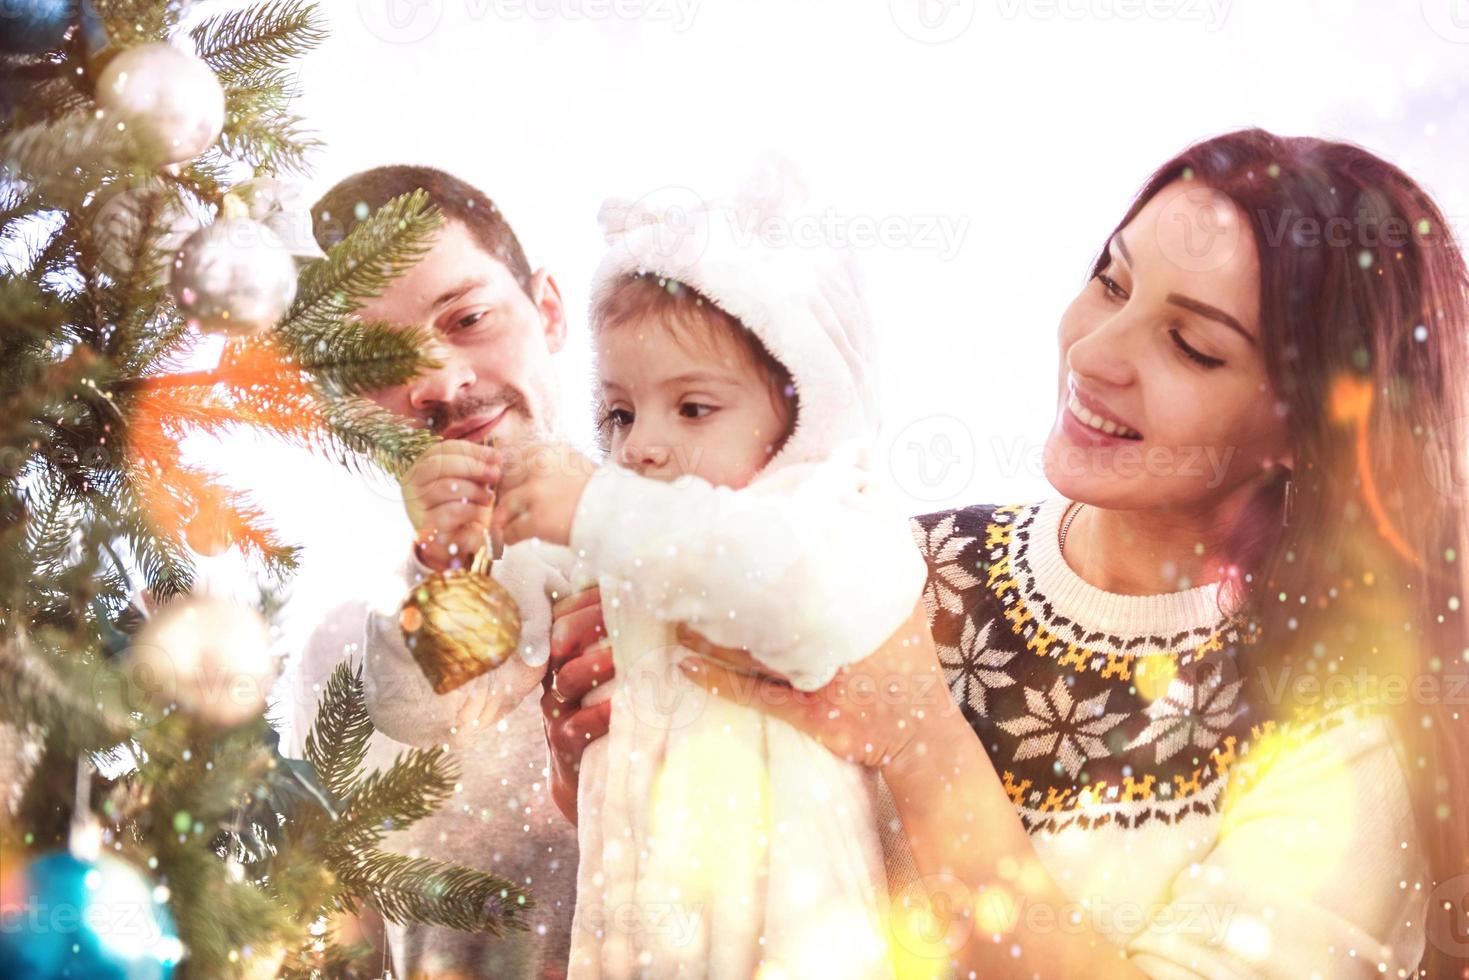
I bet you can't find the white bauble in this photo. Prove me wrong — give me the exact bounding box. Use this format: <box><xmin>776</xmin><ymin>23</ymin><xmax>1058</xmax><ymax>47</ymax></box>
<box><xmin>95</xmin><ymin>42</ymin><xmax>225</xmax><ymax>164</ymax></box>
<box><xmin>91</xmin><ymin>179</ymin><xmax>199</xmax><ymax>284</ymax></box>
<box><xmin>124</xmin><ymin>596</ymin><xmax>276</xmax><ymax>728</ymax></box>
<box><xmin>234</xmin><ymin>177</ymin><xmax>324</xmax><ymax>258</ymax></box>
<box><xmin>170</xmin><ymin>217</ymin><xmax>298</xmax><ymax>336</ymax></box>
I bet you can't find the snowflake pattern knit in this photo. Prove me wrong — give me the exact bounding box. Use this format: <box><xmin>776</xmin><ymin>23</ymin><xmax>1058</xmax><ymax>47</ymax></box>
<box><xmin>910</xmin><ymin>499</ymin><xmax>1356</xmax><ymax>836</ymax></box>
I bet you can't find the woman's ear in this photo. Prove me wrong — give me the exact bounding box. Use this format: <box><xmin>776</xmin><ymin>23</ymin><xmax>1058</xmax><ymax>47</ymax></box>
<box><xmin>530</xmin><ymin>269</ymin><xmax>568</xmax><ymax>354</ymax></box>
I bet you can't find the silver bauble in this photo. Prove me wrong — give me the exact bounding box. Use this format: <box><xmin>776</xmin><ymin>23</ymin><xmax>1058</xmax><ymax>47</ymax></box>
<box><xmin>95</xmin><ymin>42</ymin><xmax>225</xmax><ymax>164</ymax></box>
<box><xmin>234</xmin><ymin>177</ymin><xmax>324</xmax><ymax>258</ymax></box>
<box><xmin>170</xmin><ymin>217</ymin><xmax>298</xmax><ymax>336</ymax></box>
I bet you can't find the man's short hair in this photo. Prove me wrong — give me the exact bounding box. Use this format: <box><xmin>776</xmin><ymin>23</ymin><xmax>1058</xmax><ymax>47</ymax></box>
<box><xmin>311</xmin><ymin>165</ymin><xmax>533</xmax><ymax>294</ymax></box>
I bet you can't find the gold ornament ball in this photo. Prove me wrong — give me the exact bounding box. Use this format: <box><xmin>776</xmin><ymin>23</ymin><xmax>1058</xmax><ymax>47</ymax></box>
<box><xmin>400</xmin><ymin>568</ymin><xmax>522</xmax><ymax>694</ymax></box>
<box><xmin>125</xmin><ymin>596</ymin><xmax>276</xmax><ymax>727</ymax></box>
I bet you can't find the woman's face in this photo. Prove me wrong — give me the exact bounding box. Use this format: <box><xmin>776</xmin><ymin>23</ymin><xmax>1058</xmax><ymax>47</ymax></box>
<box><xmin>1044</xmin><ymin>179</ymin><xmax>1292</xmax><ymax>515</ymax></box>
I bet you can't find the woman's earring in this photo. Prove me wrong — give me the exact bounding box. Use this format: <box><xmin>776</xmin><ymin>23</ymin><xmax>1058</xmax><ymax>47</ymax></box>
<box><xmin>1281</xmin><ymin>477</ymin><xmax>1296</xmax><ymax>527</ymax></box>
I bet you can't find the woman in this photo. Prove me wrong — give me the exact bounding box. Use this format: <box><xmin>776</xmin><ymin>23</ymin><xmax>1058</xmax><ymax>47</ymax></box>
<box><xmin>542</xmin><ymin>129</ymin><xmax>1469</xmax><ymax>977</ymax></box>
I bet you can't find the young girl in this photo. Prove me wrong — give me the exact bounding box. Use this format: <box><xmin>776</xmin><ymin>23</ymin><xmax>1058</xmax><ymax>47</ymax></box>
<box><xmin>490</xmin><ymin>174</ymin><xmax>929</xmax><ymax>978</ymax></box>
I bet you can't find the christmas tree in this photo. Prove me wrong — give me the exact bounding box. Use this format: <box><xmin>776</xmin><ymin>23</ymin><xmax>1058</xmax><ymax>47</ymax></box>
<box><xmin>0</xmin><ymin>2</ymin><xmax>534</xmax><ymax>976</ymax></box>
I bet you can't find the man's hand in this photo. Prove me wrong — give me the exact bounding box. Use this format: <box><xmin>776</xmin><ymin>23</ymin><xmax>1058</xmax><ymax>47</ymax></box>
<box><xmin>402</xmin><ymin>441</ymin><xmax>502</xmax><ymax>572</ymax></box>
<box><xmin>491</xmin><ymin>442</ymin><xmax>598</xmax><ymax>547</ymax></box>
<box><xmin>541</xmin><ymin>586</ymin><xmax>614</xmax><ymax>825</ymax></box>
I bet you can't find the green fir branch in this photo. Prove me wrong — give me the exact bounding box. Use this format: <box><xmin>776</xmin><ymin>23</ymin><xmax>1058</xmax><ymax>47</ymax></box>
<box><xmin>331</xmin><ymin>747</ymin><xmax>455</xmax><ymax>851</ymax></box>
<box><xmin>219</xmin><ymin>105</ymin><xmax>321</xmax><ymax>176</ymax></box>
<box><xmin>317</xmin><ymin>395</ymin><xmax>437</xmax><ymax>477</ymax></box>
<box><xmin>334</xmin><ymin>849</ymin><xmax>536</xmax><ymax>934</ymax></box>
<box><xmin>190</xmin><ymin>0</ymin><xmax>327</xmax><ymax>82</ymax></box>
<box><xmin>286</xmin><ymin>189</ymin><xmax>442</xmax><ymax>333</ymax></box>
<box><xmin>0</xmin><ymin>113</ymin><xmax>132</xmax><ymax>200</ymax></box>
<box><xmin>302</xmin><ymin>662</ymin><xmax>374</xmax><ymax>801</ymax></box>
<box><xmin>88</xmin><ymin>0</ymin><xmax>184</xmax><ymax>45</ymax></box>
<box><xmin>276</xmin><ymin>318</ymin><xmax>435</xmax><ymax>396</ymax></box>
<box><xmin>95</xmin><ymin>472</ymin><xmax>195</xmax><ymax>600</ymax></box>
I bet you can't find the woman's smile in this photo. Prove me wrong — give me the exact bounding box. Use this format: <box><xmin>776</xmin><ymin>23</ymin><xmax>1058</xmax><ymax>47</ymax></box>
<box><xmin>1060</xmin><ymin>377</ymin><xmax>1144</xmax><ymax>446</ymax></box>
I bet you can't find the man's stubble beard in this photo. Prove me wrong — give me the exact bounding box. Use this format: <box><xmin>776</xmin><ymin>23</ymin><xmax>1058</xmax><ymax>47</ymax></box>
<box><xmin>429</xmin><ymin>387</ymin><xmax>552</xmax><ymax>445</ymax></box>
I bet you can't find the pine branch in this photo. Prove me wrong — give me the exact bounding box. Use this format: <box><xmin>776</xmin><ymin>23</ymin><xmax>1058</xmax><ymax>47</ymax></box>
<box><xmin>0</xmin><ymin>113</ymin><xmax>131</xmax><ymax>200</ymax></box>
<box><xmin>219</xmin><ymin>105</ymin><xmax>321</xmax><ymax>177</ymax></box>
<box><xmin>21</xmin><ymin>468</ymin><xmax>77</xmax><ymax>578</ymax></box>
<box><xmin>318</xmin><ymin>396</ymin><xmax>437</xmax><ymax>477</ymax></box>
<box><xmin>190</xmin><ymin>0</ymin><xmax>327</xmax><ymax>82</ymax></box>
<box><xmin>95</xmin><ymin>469</ymin><xmax>196</xmax><ymax>600</ymax></box>
<box><xmin>167</xmin><ymin>157</ymin><xmax>235</xmax><ymax>212</ymax></box>
<box><xmin>0</xmin><ymin>638</ymin><xmax>129</xmax><ymax>751</ymax></box>
<box><xmin>0</xmin><ymin>347</ymin><xmax>100</xmax><ymax>466</ymax></box>
<box><xmin>333</xmin><ymin>848</ymin><xmax>535</xmax><ymax>934</ymax></box>
<box><xmin>118</xmin><ymin>314</ymin><xmax>192</xmax><ymax>378</ymax></box>
<box><xmin>89</xmin><ymin>0</ymin><xmax>183</xmax><ymax>44</ymax></box>
<box><xmin>0</xmin><ymin>274</ymin><xmax>68</xmax><ymax>359</ymax></box>
<box><xmin>167</xmin><ymin>467</ymin><xmax>301</xmax><ymax>577</ymax></box>
<box><xmin>285</xmin><ymin>189</ymin><xmax>442</xmax><ymax>334</ymax></box>
<box><xmin>303</xmin><ymin>662</ymin><xmax>374</xmax><ymax>801</ymax></box>
<box><xmin>275</xmin><ymin>318</ymin><xmax>435</xmax><ymax>396</ymax></box>
<box><xmin>331</xmin><ymin>747</ymin><xmax>456</xmax><ymax>851</ymax></box>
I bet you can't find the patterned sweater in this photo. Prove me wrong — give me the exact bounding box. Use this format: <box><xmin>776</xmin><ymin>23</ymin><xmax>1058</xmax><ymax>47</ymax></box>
<box><xmin>904</xmin><ymin>498</ymin><xmax>1430</xmax><ymax>979</ymax></box>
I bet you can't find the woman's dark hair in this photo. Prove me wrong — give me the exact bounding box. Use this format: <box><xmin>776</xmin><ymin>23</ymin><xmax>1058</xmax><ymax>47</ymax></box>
<box><xmin>1096</xmin><ymin>128</ymin><xmax>1468</xmax><ymax>975</ymax></box>
<box><xmin>310</xmin><ymin>164</ymin><xmax>534</xmax><ymax>294</ymax></box>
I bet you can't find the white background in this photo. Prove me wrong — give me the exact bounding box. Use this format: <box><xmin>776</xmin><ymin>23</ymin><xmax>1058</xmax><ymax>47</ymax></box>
<box><xmin>173</xmin><ymin>0</ymin><xmax>1469</xmax><ymax>696</ymax></box>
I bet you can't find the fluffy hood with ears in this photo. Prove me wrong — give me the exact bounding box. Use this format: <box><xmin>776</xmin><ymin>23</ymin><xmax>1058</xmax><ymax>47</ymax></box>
<box><xmin>590</xmin><ymin>163</ymin><xmax>882</xmax><ymax>478</ymax></box>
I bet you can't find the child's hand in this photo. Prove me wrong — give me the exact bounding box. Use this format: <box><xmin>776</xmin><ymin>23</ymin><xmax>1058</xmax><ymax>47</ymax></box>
<box><xmin>401</xmin><ymin>440</ymin><xmax>501</xmax><ymax>571</ymax></box>
<box><xmin>490</xmin><ymin>442</ymin><xmax>598</xmax><ymax>547</ymax></box>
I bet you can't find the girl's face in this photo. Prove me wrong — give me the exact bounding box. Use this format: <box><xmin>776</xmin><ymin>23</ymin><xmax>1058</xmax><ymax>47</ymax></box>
<box><xmin>1044</xmin><ymin>179</ymin><xmax>1292</xmax><ymax>514</ymax></box>
<box><xmin>596</xmin><ymin>316</ymin><xmax>792</xmax><ymax>489</ymax></box>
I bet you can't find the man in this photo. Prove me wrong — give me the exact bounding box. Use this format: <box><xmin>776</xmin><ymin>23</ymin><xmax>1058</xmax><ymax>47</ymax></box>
<box><xmin>288</xmin><ymin>165</ymin><xmax>579</xmax><ymax>979</ymax></box>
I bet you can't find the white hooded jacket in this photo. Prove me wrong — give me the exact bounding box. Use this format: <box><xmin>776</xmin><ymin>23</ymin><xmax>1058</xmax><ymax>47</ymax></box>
<box><xmin>562</xmin><ymin>172</ymin><xmax>927</xmax><ymax>980</ymax></box>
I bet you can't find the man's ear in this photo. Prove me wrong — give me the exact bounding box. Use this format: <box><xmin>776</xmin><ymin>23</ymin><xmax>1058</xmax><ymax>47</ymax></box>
<box><xmin>530</xmin><ymin>269</ymin><xmax>568</xmax><ymax>354</ymax></box>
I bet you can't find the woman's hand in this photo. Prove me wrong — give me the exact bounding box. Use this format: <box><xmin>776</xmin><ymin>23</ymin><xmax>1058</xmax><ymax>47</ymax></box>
<box><xmin>542</xmin><ymin>585</ymin><xmax>614</xmax><ymax>825</ymax></box>
<box><xmin>674</xmin><ymin>598</ymin><xmax>956</xmax><ymax>772</ymax></box>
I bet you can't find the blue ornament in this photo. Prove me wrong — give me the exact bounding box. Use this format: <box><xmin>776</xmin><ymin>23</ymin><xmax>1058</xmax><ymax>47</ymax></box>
<box><xmin>0</xmin><ymin>851</ymin><xmax>182</xmax><ymax>980</ymax></box>
<box><xmin>0</xmin><ymin>1</ymin><xmax>74</xmax><ymax>55</ymax></box>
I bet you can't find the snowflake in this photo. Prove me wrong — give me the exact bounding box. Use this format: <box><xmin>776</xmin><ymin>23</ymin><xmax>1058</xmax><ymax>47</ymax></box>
<box><xmin>1126</xmin><ymin>664</ymin><xmax>1245</xmax><ymax>764</ymax></box>
<box><xmin>912</xmin><ymin>514</ymin><xmax>980</xmax><ymax>615</ymax></box>
<box><xmin>938</xmin><ymin>617</ymin><xmax>1017</xmax><ymax>716</ymax></box>
<box><xmin>997</xmin><ymin>677</ymin><xmax>1129</xmax><ymax>779</ymax></box>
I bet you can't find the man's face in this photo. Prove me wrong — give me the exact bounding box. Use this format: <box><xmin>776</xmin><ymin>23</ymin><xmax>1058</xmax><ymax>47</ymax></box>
<box><xmin>360</xmin><ymin>219</ymin><xmax>566</xmax><ymax>447</ymax></box>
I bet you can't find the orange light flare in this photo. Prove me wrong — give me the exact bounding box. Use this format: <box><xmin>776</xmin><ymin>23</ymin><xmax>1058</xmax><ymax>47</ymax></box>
<box><xmin>121</xmin><ymin>339</ymin><xmax>311</xmax><ymax>557</ymax></box>
<box><xmin>1326</xmin><ymin>373</ymin><xmax>1419</xmax><ymax>569</ymax></box>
